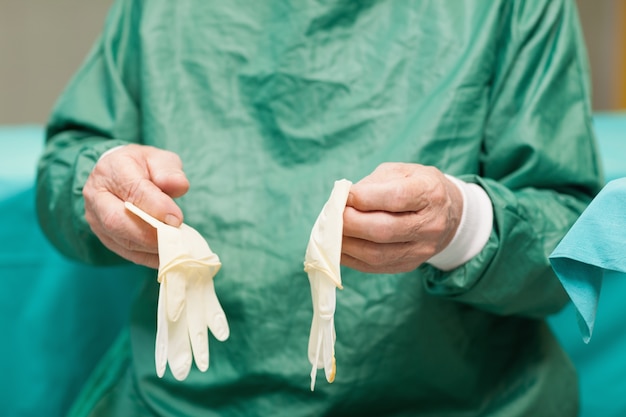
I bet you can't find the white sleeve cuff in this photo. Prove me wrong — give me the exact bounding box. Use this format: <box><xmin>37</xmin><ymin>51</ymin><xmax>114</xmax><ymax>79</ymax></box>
<box><xmin>426</xmin><ymin>175</ymin><xmax>494</xmax><ymax>271</ymax></box>
<box><xmin>98</xmin><ymin>145</ymin><xmax>125</xmax><ymax>161</ymax></box>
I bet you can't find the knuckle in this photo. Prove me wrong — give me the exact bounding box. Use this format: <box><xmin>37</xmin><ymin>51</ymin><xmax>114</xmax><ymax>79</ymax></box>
<box><xmin>429</xmin><ymin>213</ymin><xmax>447</xmax><ymax>234</ymax></box>
<box><xmin>407</xmin><ymin>217</ymin><xmax>425</xmax><ymax>238</ymax></box>
<box><xmin>426</xmin><ymin>179</ymin><xmax>447</xmax><ymax>205</ymax></box>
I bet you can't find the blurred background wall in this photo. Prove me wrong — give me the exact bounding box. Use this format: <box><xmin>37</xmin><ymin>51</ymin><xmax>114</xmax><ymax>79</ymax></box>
<box><xmin>577</xmin><ymin>0</ymin><xmax>626</xmax><ymax>111</ymax></box>
<box><xmin>0</xmin><ymin>0</ymin><xmax>625</xmax><ymax>125</ymax></box>
<box><xmin>0</xmin><ymin>0</ymin><xmax>113</xmax><ymax>125</ymax></box>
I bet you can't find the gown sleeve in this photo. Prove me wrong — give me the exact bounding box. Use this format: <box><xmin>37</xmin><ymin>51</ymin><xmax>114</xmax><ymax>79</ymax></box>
<box><xmin>36</xmin><ymin>0</ymin><xmax>141</xmax><ymax>265</ymax></box>
<box><xmin>421</xmin><ymin>0</ymin><xmax>604</xmax><ymax>318</ymax></box>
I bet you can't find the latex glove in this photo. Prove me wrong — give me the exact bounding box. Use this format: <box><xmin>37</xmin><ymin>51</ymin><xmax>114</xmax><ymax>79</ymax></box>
<box><xmin>125</xmin><ymin>202</ymin><xmax>229</xmax><ymax>381</ymax></box>
<box><xmin>304</xmin><ymin>179</ymin><xmax>352</xmax><ymax>391</ymax></box>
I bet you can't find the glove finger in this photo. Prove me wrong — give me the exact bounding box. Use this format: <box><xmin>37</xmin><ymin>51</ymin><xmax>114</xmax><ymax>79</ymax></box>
<box><xmin>316</xmin><ymin>275</ymin><xmax>337</xmax><ymax>383</ymax></box>
<box><xmin>167</xmin><ymin>303</ymin><xmax>193</xmax><ymax>381</ymax></box>
<box><xmin>204</xmin><ymin>276</ymin><xmax>230</xmax><ymax>342</ymax></box>
<box><xmin>155</xmin><ymin>281</ymin><xmax>168</xmax><ymax>378</ymax></box>
<box><xmin>165</xmin><ymin>268</ymin><xmax>187</xmax><ymax>322</ymax></box>
<box><xmin>322</xmin><ymin>318</ymin><xmax>336</xmax><ymax>383</ymax></box>
<box><xmin>307</xmin><ymin>275</ymin><xmax>324</xmax><ymax>367</ymax></box>
<box><xmin>310</xmin><ymin>324</ymin><xmax>323</xmax><ymax>392</ymax></box>
<box><xmin>187</xmin><ymin>273</ymin><xmax>209</xmax><ymax>372</ymax></box>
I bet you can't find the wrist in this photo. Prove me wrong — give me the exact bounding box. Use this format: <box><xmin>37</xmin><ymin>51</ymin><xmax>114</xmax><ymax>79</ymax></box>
<box><xmin>426</xmin><ymin>175</ymin><xmax>493</xmax><ymax>271</ymax></box>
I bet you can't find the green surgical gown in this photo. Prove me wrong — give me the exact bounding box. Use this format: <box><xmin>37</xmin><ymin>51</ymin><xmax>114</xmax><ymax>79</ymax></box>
<box><xmin>36</xmin><ymin>0</ymin><xmax>603</xmax><ymax>416</ymax></box>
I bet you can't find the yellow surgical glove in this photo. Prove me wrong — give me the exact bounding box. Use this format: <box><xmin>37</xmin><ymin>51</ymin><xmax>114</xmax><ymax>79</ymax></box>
<box><xmin>304</xmin><ymin>179</ymin><xmax>352</xmax><ymax>391</ymax></box>
<box><xmin>125</xmin><ymin>202</ymin><xmax>229</xmax><ymax>381</ymax></box>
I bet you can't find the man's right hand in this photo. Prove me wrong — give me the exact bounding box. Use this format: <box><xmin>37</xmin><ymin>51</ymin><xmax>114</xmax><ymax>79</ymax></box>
<box><xmin>82</xmin><ymin>144</ymin><xmax>190</xmax><ymax>268</ymax></box>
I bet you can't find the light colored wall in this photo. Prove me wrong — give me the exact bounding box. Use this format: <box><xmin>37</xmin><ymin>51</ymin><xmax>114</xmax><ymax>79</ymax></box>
<box><xmin>0</xmin><ymin>0</ymin><xmax>624</xmax><ymax>124</ymax></box>
<box><xmin>576</xmin><ymin>0</ymin><xmax>626</xmax><ymax>111</ymax></box>
<box><xmin>0</xmin><ymin>0</ymin><xmax>113</xmax><ymax>124</ymax></box>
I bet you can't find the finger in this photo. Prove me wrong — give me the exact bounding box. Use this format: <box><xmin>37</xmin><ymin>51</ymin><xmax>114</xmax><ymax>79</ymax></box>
<box><xmin>343</xmin><ymin>206</ymin><xmax>429</xmax><ymax>243</ymax></box>
<box><xmin>341</xmin><ymin>236</ymin><xmax>433</xmax><ymax>272</ymax></box>
<box><xmin>91</xmin><ymin>193</ymin><xmax>159</xmax><ymax>249</ymax></box>
<box><xmin>341</xmin><ymin>252</ymin><xmax>422</xmax><ymax>274</ymax></box>
<box><xmin>122</xmin><ymin>177</ymin><xmax>185</xmax><ymax>228</ymax></box>
<box><xmin>347</xmin><ymin>177</ymin><xmax>432</xmax><ymax>213</ymax></box>
<box><xmin>85</xmin><ymin>192</ymin><xmax>160</xmax><ymax>266</ymax></box>
<box><xmin>347</xmin><ymin>163</ymin><xmax>449</xmax><ymax>213</ymax></box>
<box><xmin>95</xmin><ymin>232</ymin><xmax>160</xmax><ymax>268</ymax></box>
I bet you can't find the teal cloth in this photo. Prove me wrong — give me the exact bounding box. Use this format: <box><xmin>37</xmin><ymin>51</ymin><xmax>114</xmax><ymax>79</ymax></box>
<box><xmin>0</xmin><ymin>127</ymin><xmax>143</xmax><ymax>417</ymax></box>
<box><xmin>550</xmin><ymin>178</ymin><xmax>626</xmax><ymax>342</ymax></box>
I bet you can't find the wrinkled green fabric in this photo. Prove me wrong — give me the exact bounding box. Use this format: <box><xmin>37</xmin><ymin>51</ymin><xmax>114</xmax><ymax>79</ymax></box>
<box><xmin>36</xmin><ymin>0</ymin><xmax>603</xmax><ymax>416</ymax></box>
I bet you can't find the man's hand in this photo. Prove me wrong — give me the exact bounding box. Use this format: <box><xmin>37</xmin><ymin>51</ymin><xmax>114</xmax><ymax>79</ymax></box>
<box><xmin>83</xmin><ymin>144</ymin><xmax>190</xmax><ymax>268</ymax></box>
<box><xmin>341</xmin><ymin>163</ymin><xmax>463</xmax><ymax>274</ymax></box>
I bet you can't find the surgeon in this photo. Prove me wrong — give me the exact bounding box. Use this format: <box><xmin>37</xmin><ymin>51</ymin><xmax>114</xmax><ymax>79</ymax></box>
<box><xmin>36</xmin><ymin>0</ymin><xmax>602</xmax><ymax>416</ymax></box>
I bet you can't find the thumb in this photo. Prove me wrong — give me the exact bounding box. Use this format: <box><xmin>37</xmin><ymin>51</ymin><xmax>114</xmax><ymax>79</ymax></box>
<box><xmin>147</xmin><ymin>149</ymin><xmax>190</xmax><ymax>199</ymax></box>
